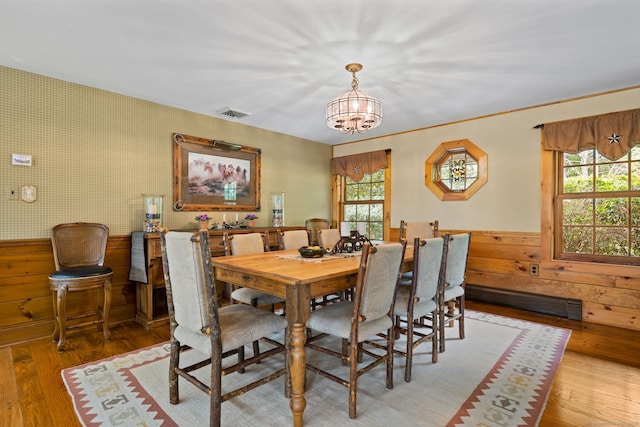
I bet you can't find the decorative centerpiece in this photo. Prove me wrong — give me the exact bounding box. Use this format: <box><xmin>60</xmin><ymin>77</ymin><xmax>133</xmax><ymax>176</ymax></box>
<box><xmin>195</xmin><ymin>214</ymin><xmax>211</xmax><ymax>230</ymax></box>
<box><xmin>245</xmin><ymin>214</ymin><xmax>258</xmax><ymax>228</ymax></box>
<box><xmin>298</xmin><ymin>246</ymin><xmax>328</xmax><ymax>258</ymax></box>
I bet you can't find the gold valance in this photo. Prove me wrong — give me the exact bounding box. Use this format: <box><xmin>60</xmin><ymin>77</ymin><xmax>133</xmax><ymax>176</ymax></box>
<box><xmin>541</xmin><ymin>108</ymin><xmax>640</xmax><ymax>160</ymax></box>
<box><xmin>331</xmin><ymin>150</ymin><xmax>388</xmax><ymax>182</ymax></box>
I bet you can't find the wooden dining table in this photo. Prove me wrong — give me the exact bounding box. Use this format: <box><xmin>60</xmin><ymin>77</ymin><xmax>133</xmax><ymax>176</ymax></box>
<box><xmin>211</xmin><ymin>245</ymin><xmax>412</xmax><ymax>427</ymax></box>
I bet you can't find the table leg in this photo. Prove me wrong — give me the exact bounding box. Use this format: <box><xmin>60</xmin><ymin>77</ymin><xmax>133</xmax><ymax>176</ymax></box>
<box><xmin>289</xmin><ymin>322</ymin><xmax>307</xmax><ymax>427</ymax></box>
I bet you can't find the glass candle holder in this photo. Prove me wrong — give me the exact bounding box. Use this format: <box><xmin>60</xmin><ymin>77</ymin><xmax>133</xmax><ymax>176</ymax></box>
<box><xmin>143</xmin><ymin>194</ymin><xmax>164</xmax><ymax>232</ymax></box>
<box><xmin>271</xmin><ymin>192</ymin><xmax>285</xmax><ymax>227</ymax></box>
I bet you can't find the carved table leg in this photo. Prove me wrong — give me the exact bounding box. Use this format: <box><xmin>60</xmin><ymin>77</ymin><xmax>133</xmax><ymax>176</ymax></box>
<box><xmin>56</xmin><ymin>283</ymin><xmax>68</xmax><ymax>351</ymax></box>
<box><xmin>289</xmin><ymin>322</ymin><xmax>307</xmax><ymax>427</ymax></box>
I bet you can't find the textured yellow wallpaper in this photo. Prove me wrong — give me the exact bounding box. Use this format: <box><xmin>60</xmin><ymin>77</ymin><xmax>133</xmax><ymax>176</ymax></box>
<box><xmin>0</xmin><ymin>66</ymin><xmax>332</xmax><ymax>240</ymax></box>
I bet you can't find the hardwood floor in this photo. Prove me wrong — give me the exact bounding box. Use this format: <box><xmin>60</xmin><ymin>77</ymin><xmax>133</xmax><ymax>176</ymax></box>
<box><xmin>2</xmin><ymin>301</ymin><xmax>639</xmax><ymax>426</ymax></box>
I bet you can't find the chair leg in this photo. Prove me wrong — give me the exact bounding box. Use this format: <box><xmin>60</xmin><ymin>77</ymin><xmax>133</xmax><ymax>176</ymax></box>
<box><xmin>51</xmin><ymin>290</ymin><xmax>60</xmax><ymax>342</ymax></box>
<box><xmin>459</xmin><ymin>296</ymin><xmax>465</xmax><ymax>339</ymax></box>
<box><xmin>169</xmin><ymin>339</ymin><xmax>180</xmax><ymax>404</ymax></box>
<box><xmin>386</xmin><ymin>326</ymin><xmax>394</xmax><ymax>391</ymax></box>
<box><xmin>102</xmin><ymin>278</ymin><xmax>112</xmax><ymax>340</ymax></box>
<box><xmin>211</xmin><ymin>349</ymin><xmax>223</xmax><ymax>427</ymax></box>
<box><xmin>432</xmin><ymin>309</ymin><xmax>438</xmax><ymax>364</ymax></box>
<box><xmin>55</xmin><ymin>284</ymin><xmax>68</xmax><ymax>351</ymax></box>
<box><xmin>405</xmin><ymin>317</ymin><xmax>414</xmax><ymax>383</ymax></box>
<box><xmin>439</xmin><ymin>301</ymin><xmax>446</xmax><ymax>353</ymax></box>
<box><xmin>348</xmin><ymin>339</ymin><xmax>358</xmax><ymax>419</ymax></box>
<box><xmin>250</xmin><ymin>298</ymin><xmax>261</xmax><ymax>361</ymax></box>
<box><xmin>237</xmin><ymin>346</ymin><xmax>246</xmax><ymax>374</ymax></box>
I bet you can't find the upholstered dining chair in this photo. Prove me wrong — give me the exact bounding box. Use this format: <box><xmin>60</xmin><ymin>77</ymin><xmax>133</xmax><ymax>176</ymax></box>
<box><xmin>160</xmin><ymin>229</ymin><xmax>287</xmax><ymax>427</ymax></box>
<box><xmin>305</xmin><ymin>218</ymin><xmax>330</xmax><ymax>245</ymax></box>
<box><xmin>223</xmin><ymin>232</ymin><xmax>284</xmax><ymax>310</ymax></box>
<box><xmin>399</xmin><ymin>220</ymin><xmax>439</xmax><ymax>242</ymax></box>
<box><xmin>317</xmin><ymin>228</ymin><xmax>341</xmax><ymax>250</ymax></box>
<box><xmin>277</xmin><ymin>229</ymin><xmax>310</xmax><ymax>250</ymax></box>
<box><xmin>305</xmin><ymin>241</ymin><xmax>406</xmax><ymax>419</ymax></box>
<box><xmin>393</xmin><ymin>236</ymin><xmax>447</xmax><ymax>382</ymax></box>
<box><xmin>439</xmin><ymin>232</ymin><xmax>471</xmax><ymax>353</ymax></box>
<box><xmin>398</xmin><ymin>220</ymin><xmax>439</xmax><ymax>282</ymax></box>
<box><xmin>48</xmin><ymin>222</ymin><xmax>112</xmax><ymax>351</ymax></box>
<box><xmin>223</xmin><ymin>232</ymin><xmax>285</xmax><ymax>357</ymax></box>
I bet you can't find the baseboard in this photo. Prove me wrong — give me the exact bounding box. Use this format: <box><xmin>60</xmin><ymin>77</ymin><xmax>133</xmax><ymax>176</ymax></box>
<box><xmin>466</xmin><ymin>284</ymin><xmax>582</xmax><ymax>320</ymax></box>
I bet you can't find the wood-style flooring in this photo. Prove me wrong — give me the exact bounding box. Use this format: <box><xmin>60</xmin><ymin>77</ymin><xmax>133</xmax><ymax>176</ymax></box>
<box><xmin>1</xmin><ymin>301</ymin><xmax>639</xmax><ymax>426</ymax></box>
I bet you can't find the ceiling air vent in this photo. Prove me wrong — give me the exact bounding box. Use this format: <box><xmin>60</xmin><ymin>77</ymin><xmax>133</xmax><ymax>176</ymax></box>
<box><xmin>217</xmin><ymin>107</ymin><xmax>250</xmax><ymax>119</ymax></box>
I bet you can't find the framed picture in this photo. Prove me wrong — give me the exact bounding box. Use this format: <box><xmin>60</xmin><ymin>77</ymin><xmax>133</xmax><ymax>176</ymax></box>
<box><xmin>172</xmin><ymin>133</ymin><xmax>261</xmax><ymax>211</ymax></box>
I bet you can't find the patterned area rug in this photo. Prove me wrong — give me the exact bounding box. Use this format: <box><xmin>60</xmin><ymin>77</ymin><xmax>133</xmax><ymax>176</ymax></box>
<box><xmin>62</xmin><ymin>310</ymin><xmax>570</xmax><ymax>426</ymax></box>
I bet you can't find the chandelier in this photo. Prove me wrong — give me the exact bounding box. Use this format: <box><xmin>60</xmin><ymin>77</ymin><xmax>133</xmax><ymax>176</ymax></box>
<box><xmin>326</xmin><ymin>63</ymin><xmax>382</xmax><ymax>134</ymax></box>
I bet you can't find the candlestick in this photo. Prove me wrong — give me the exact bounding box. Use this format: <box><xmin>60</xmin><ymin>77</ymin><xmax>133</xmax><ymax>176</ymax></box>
<box><xmin>223</xmin><ymin>214</ymin><xmax>226</xmax><ymax>223</ymax></box>
<box><xmin>235</xmin><ymin>213</ymin><xmax>239</xmax><ymax>222</ymax></box>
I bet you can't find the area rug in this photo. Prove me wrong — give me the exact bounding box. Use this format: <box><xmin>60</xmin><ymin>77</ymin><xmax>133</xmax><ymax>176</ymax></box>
<box><xmin>62</xmin><ymin>310</ymin><xmax>570</xmax><ymax>426</ymax></box>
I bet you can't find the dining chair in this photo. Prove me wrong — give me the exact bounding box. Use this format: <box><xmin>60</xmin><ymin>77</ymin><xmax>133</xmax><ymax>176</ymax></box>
<box><xmin>160</xmin><ymin>229</ymin><xmax>287</xmax><ymax>427</ymax></box>
<box><xmin>305</xmin><ymin>218</ymin><xmax>330</xmax><ymax>245</ymax></box>
<box><xmin>439</xmin><ymin>232</ymin><xmax>471</xmax><ymax>353</ymax></box>
<box><xmin>398</xmin><ymin>220</ymin><xmax>439</xmax><ymax>283</ymax></box>
<box><xmin>277</xmin><ymin>229</ymin><xmax>310</xmax><ymax>250</ymax></box>
<box><xmin>48</xmin><ymin>222</ymin><xmax>112</xmax><ymax>351</ymax></box>
<box><xmin>223</xmin><ymin>232</ymin><xmax>285</xmax><ymax>358</ymax></box>
<box><xmin>317</xmin><ymin>228</ymin><xmax>341</xmax><ymax>250</ymax></box>
<box><xmin>305</xmin><ymin>241</ymin><xmax>407</xmax><ymax>419</ymax></box>
<box><xmin>393</xmin><ymin>236</ymin><xmax>447</xmax><ymax>382</ymax></box>
<box><xmin>223</xmin><ymin>232</ymin><xmax>284</xmax><ymax>310</ymax></box>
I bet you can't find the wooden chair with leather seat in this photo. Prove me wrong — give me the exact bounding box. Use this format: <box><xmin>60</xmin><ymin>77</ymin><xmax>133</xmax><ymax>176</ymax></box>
<box><xmin>48</xmin><ymin>222</ymin><xmax>113</xmax><ymax>351</ymax></box>
<box><xmin>439</xmin><ymin>232</ymin><xmax>471</xmax><ymax>353</ymax></box>
<box><xmin>161</xmin><ymin>229</ymin><xmax>287</xmax><ymax>427</ymax></box>
<box><xmin>305</xmin><ymin>241</ymin><xmax>406</xmax><ymax>419</ymax></box>
<box><xmin>305</xmin><ymin>218</ymin><xmax>330</xmax><ymax>246</ymax></box>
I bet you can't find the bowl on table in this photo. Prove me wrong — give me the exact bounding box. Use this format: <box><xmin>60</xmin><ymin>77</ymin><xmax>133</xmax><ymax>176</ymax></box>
<box><xmin>298</xmin><ymin>246</ymin><xmax>328</xmax><ymax>258</ymax></box>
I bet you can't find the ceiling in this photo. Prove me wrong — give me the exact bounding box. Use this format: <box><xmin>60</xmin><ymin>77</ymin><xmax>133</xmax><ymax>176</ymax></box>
<box><xmin>2</xmin><ymin>1</ymin><xmax>639</xmax><ymax>145</ymax></box>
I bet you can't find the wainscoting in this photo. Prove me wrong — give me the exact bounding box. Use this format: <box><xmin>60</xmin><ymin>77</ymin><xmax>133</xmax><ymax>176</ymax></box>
<box><xmin>1</xmin><ymin>229</ymin><xmax>639</xmax><ymax>347</ymax></box>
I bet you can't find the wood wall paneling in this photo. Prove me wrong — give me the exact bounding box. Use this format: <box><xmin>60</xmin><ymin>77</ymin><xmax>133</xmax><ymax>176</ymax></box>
<box><xmin>1</xmin><ymin>228</ymin><xmax>639</xmax><ymax>347</ymax></box>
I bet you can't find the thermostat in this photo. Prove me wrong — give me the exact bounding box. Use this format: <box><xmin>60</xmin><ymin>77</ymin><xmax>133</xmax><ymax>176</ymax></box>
<box><xmin>21</xmin><ymin>185</ymin><xmax>37</xmax><ymax>203</ymax></box>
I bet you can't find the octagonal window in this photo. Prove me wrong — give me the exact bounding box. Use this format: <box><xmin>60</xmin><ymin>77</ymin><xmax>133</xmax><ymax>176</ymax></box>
<box><xmin>425</xmin><ymin>139</ymin><xmax>487</xmax><ymax>201</ymax></box>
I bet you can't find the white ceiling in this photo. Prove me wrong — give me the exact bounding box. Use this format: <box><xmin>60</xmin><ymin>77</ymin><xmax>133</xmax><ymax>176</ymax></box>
<box><xmin>2</xmin><ymin>0</ymin><xmax>639</xmax><ymax>145</ymax></box>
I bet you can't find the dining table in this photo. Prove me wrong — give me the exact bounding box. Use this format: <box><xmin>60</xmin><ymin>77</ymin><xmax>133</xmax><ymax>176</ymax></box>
<box><xmin>210</xmin><ymin>244</ymin><xmax>413</xmax><ymax>427</ymax></box>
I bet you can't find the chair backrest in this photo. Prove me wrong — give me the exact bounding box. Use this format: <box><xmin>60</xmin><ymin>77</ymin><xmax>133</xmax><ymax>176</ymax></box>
<box><xmin>278</xmin><ymin>229</ymin><xmax>310</xmax><ymax>250</ymax></box>
<box><xmin>411</xmin><ymin>236</ymin><xmax>447</xmax><ymax>303</ymax></box>
<box><xmin>305</xmin><ymin>218</ymin><xmax>330</xmax><ymax>245</ymax></box>
<box><xmin>399</xmin><ymin>220</ymin><xmax>439</xmax><ymax>242</ymax></box>
<box><xmin>50</xmin><ymin>222</ymin><xmax>109</xmax><ymax>270</ymax></box>
<box><xmin>223</xmin><ymin>232</ymin><xmax>269</xmax><ymax>256</ymax></box>
<box><xmin>445</xmin><ymin>232</ymin><xmax>471</xmax><ymax>287</ymax></box>
<box><xmin>317</xmin><ymin>228</ymin><xmax>341</xmax><ymax>249</ymax></box>
<box><xmin>355</xmin><ymin>242</ymin><xmax>406</xmax><ymax>323</ymax></box>
<box><xmin>161</xmin><ymin>230</ymin><xmax>217</xmax><ymax>339</ymax></box>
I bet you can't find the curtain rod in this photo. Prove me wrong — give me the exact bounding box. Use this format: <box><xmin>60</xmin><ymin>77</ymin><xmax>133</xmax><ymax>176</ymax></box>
<box><xmin>533</xmin><ymin>124</ymin><xmax>544</xmax><ymax>129</ymax></box>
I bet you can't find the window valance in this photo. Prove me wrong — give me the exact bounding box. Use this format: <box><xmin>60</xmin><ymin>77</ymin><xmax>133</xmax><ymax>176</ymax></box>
<box><xmin>331</xmin><ymin>150</ymin><xmax>388</xmax><ymax>182</ymax></box>
<box><xmin>541</xmin><ymin>108</ymin><xmax>640</xmax><ymax>160</ymax></box>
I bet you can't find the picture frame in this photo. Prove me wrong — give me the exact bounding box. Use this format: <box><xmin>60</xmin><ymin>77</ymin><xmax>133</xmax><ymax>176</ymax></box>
<box><xmin>172</xmin><ymin>133</ymin><xmax>261</xmax><ymax>212</ymax></box>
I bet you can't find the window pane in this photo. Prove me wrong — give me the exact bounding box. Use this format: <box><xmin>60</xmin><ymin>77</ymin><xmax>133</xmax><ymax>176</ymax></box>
<box><xmin>357</xmin><ymin>183</ymin><xmax>371</xmax><ymax>200</ymax></box>
<box><xmin>345</xmin><ymin>184</ymin><xmax>358</xmax><ymax>201</ymax></box>
<box><xmin>370</xmin><ymin>204</ymin><xmax>383</xmax><ymax>221</ymax></box>
<box><xmin>632</xmin><ymin>228</ymin><xmax>640</xmax><ymax>256</ymax></box>
<box><xmin>595</xmin><ymin>227</ymin><xmax>628</xmax><ymax>256</ymax></box>
<box><xmin>344</xmin><ymin>204</ymin><xmax>357</xmax><ymax>221</ymax></box>
<box><xmin>633</xmin><ymin>198</ymin><xmax>640</xmax><ymax>226</ymax></box>
<box><xmin>632</xmin><ymin>161</ymin><xmax>640</xmax><ymax>191</ymax></box>
<box><xmin>564</xmin><ymin>165</ymin><xmax>593</xmax><ymax>193</ymax></box>
<box><xmin>563</xmin><ymin>226</ymin><xmax>593</xmax><ymax>254</ymax></box>
<box><xmin>595</xmin><ymin>198</ymin><xmax>627</xmax><ymax>226</ymax></box>
<box><xmin>563</xmin><ymin>199</ymin><xmax>593</xmax><ymax>225</ymax></box>
<box><xmin>369</xmin><ymin>221</ymin><xmax>383</xmax><ymax>240</ymax></box>
<box><xmin>371</xmin><ymin>182</ymin><xmax>385</xmax><ymax>200</ymax></box>
<box><xmin>355</xmin><ymin>204</ymin><xmax>369</xmax><ymax>221</ymax></box>
<box><xmin>596</xmin><ymin>163</ymin><xmax>629</xmax><ymax>192</ymax></box>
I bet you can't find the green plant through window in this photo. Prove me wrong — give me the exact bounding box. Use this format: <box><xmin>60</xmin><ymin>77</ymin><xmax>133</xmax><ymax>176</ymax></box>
<box><xmin>343</xmin><ymin>169</ymin><xmax>385</xmax><ymax>240</ymax></box>
<box><xmin>558</xmin><ymin>145</ymin><xmax>640</xmax><ymax>263</ymax></box>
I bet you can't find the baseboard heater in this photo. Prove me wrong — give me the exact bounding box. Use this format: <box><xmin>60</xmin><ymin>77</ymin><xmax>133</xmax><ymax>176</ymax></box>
<box><xmin>466</xmin><ymin>284</ymin><xmax>582</xmax><ymax>320</ymax></box>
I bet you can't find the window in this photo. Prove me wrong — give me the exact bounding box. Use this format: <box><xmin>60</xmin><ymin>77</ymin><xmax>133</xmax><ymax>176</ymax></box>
<box><xmin>425</xmin><ymin>139</ymin><xmax>487</xmax><ymax>201</ymax></box>
<box><xmin>342</xmin><ymin>169</ymin><xmax>385</xmax><ymax>240</ymax></box>
<box><xmin>556</xmin><ymin>145</ymin><xmax>640</xmax><ymax>263</ymax></box>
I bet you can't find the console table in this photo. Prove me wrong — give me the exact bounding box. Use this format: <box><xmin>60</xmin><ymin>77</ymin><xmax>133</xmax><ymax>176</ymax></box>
<box><xmin>129</xmin><ymin>226</ymin><xmax>305</xmax><ymax>329</ymax></box>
